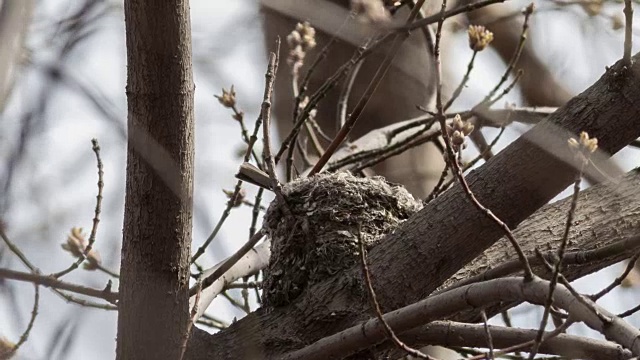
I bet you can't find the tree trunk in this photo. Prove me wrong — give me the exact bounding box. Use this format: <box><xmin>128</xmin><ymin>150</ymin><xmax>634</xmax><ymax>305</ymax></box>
<box><xmin>117</xmin><ymin>1</ymin><xmax>195</xmax><ymax>359</ymax></box>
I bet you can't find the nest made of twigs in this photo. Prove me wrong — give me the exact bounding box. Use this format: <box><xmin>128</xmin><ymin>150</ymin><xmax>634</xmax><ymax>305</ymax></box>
<box><xmin>262</xmin><ymin>171</ymin><xmax>422</xmax><ymax>307</ymax></box>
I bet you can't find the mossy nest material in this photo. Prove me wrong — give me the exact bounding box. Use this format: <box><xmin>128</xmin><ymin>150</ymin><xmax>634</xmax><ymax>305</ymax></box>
<box><xmin>262</xmin><ymin>172</ymin><xmax>422</xmax><ymax>307</ymax></box>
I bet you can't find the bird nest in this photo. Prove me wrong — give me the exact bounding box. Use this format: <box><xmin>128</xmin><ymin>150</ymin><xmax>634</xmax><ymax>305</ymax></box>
<box><xmin>262</xmin><ymin>171</ymin><xmax>422</xmax><ymax>307</ymax></box>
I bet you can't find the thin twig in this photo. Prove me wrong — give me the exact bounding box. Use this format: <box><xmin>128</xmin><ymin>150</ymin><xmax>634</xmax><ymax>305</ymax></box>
<box><xmin>623</xmin><ymin>0</ymin><xmax>633</xmax><ymax>65</ymax></box>
<box><xmin>308</xmin><ymin>118</ymin><xmax>334</xmax><ymax>143</ymax></box>
<box><xmin>432</xmin><ymin>0</ymin><xmax>533</xmax><ymax>279</ymax></box>
<box><xmin>327</xmin><ymin>121</ymin><xmax>436</xmax><ymax>171</ymax></box>
<box><xmin>528</xmin><ymin>154</ymin><xmax>587</xmax><ymax>359</ymax></box>
<box><xmin>296</xmin><ymin>13</ymin><xmax>350</xmax><ymax>109</ymax></box>
<box><xmin>54</xmin><ymin>139</ymin><xmax>104</xmax><ymax>278</ymax></box>
<box><xmin>296</xmin><ymin>104</ymin><xmax>324</xmax><ymax>160</ymax></box>
<box><xmin>485</xmin><ymin>69</ymin><xmax>524</xmax><ymax>108</ymax></box>
<box><xmin>358</xmin><ymin>226</ymin><xmax>433</xmax><ymax>359</ymax></box>
<box><xmin>351</xmin><ymin>130</ymin><xmax>441</xmax><ymax>173</ymax></box>
<box><xmin>0</xmin><ymin>224</ymin><xmax>37</xmax><ymax>272</ymax></box>
<box><xmin>276</xmin><ymin>31</ymin><xmax>403</xmax><ymax>166</ymax></box>
<box><xmin>337</xmin><ymin>59</ymin><xmax>364</xmax><ymax>130</ymax></box>
<box><xmin>287</xmin><ymin>34</ymin><xmax>325</xmax><ymax>179</ymax></box>
<box><xmin>51</xmin><ymin>289</ymin><xmax>118</xmax><ymax>310</ymax></box>
<box><xmin>262</xmin><ymin>42</ymin><xmax>291</xmax><ymax>214</ymax></box>
<box><xmin>192</xmin><ymin>78</ymin><xmax>267</xmax><ymax>264</ymax></box>
<box><xmin>191</xmin><ymin>180</ymin><xmax>245</xmax><ymax>263</ymax></box>
<box><xmin>438</xmin><ymin>234</ymin><xmax>640</xmax><ymax>295</ymax></box>
<box><xmin>444</xmin><ymin>50</ymin><xmax>478</xmax><ymax>111</ymax></box>
<box><xmin>180</xmin><ymin>279</ymin><xmax>202</xmax><ymax>360</ymax></box>
<box><xmin>221</xmin><ymin>291</ymin><xmax>250</xmax><ymax>315</ymax></box>
<box><xmin>534</xmin><ymin>249</ymin><xmax>613</xmax><ymax>325</ymax></box>
<box><xmin>249</xmin><ymin>188</ymin><xmax>264</xmax><ymax>239</ymax></box>
<box><xmin>308</xmin><ymin>2</ymin><xmax>426</xmax><ymax>175</ymax></box>
<box><xmin>275</xmin><ymin>41</ymin><xmax>372</xmax><ymax>165</ymax></box>
<box><xmin>464</xmin><ymin>127</ymin><xmax>506</xmax><ymax>169</ymax></box>
<box><xmin>229</xmin><ymin>100</ymin><xmax>264</xmax><ymax>169</ymax></box>
<box><xmin>308</xmin><ymin>36</ymin><xmax>405</xmax><ymax>175</ymax></box>
<box><xmin>96</xmin><ymin>264</ymin><xmax>119</xmax><ymax>278</ymax></box>
<box><xmin>225</xmin><ymin>281</ymin><xmax>262</xmax><ymax>290</ymax></box>
<box><xmin>480</xmin><ymin>309</ymin><xmax>495</xmax><ymax>359</ymax></box>
<box><xmin>618</xmin><ymin>303</ymin><xmax>640</xmax><ymax>318</ymax></box>
<box><xmin>423</xmin><ymin>162</ymin><xmax>449</xmax><ymax>204</ymax></box>
<box><xmin>479</xmin><ymin>4</ymin><xmax>533</xmax><ymax>106</ymax></box>
<box><xmin>400</xmin><ymin>0</ymin><xmax>508</xmax><ymax>32</ymax></box>
<box><xmin>591</xmin><ymin>251</ymin><xmax>640</xmax><ymax>301</ymax></box>
<box><xmin>467</xmin><ymin>319</ymin><xmax>574</xmax><ymax>360</ymax></box>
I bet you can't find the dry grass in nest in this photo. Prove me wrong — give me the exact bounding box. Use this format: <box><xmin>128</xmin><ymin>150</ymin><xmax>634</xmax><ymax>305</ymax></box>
<box><xmin>262</xmin><ymin>172</ymin><xmax>422</xmax><ymax>307</ymax></box>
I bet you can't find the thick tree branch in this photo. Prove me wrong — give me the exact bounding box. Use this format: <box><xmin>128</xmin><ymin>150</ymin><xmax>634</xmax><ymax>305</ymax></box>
<box><xmin>186</xmin><ymin>53</ymin><xmax>640</xmax><ymax>360</ymax></box>
<box><xmin>193</xmin><ymin>167</ymin><xmax>640</xmax><ymax>322</ymax></box>
<box><xmin>398</xmin><ymin>321</ymin><xmax>633</xmax><ymax>360</ymax></box>
<box><xmin>364</xmin><ymin>52</ymin><xmax>640</xmax><ymax>310</ymax></box>
<box><xmin>444</xmin><ymin>168</ymin><xmax>640</xmax><ymax>293</ymax></box>
<box><xmin>283</xmin><ymin>277</ymin><xmax>640</xmax><ymax>359</ymax></box>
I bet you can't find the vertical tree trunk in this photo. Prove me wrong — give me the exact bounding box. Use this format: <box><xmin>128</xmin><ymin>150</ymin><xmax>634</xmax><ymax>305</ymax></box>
<box><xmin>117</xmin><ymin>1</ymin><xmax>195</xmax><ymax>359</ymax></box>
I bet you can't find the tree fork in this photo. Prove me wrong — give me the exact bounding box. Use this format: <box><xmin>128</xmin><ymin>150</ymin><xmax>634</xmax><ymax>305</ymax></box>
<box><xmin>186</xmin><ymin>55</ymin><xmax>640</xmax><ymax>360</ymax></box>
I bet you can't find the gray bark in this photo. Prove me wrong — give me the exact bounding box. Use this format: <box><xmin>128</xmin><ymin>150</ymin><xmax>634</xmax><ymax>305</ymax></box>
<box><xmin>185</xmin><ymin>53</ymin><xmax>640</xmax><ymax>359</ymax></box>
<box><xmin>117</xmin><ymin>0</ymin><xmax>195</xmax><ymax>359</ymax></box>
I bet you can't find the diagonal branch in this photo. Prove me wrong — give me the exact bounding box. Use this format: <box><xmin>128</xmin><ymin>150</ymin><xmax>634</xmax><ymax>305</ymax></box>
<box><xmin>282</xmin><ymin>277</ymin><xmax>640</xmax><ymax>359</ymax></box>
<box><xmin>185</xmin><ymin>52</ymin><xmax>640</xmax><ymax>360</ymax></box>
<box><xmin>397</xmin><ymin>320</ymin><xmax>633</xmax><ymax>360</ymax></box>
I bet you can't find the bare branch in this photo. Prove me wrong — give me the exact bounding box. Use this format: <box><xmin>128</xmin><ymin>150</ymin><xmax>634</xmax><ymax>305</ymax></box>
<box><xmin>186</xmin><ymin>52</ymin><xmax>640</xmax><ymax>360</ymax></box>
<box><xmin>190</xmin><ymin>240</ymin><xmax>270</xmax><ymax>320</ymax></box>
<box><xmin>282</xmin><ymin>277</ymin><xmax>640</xmax><ymax>359</ymax></box>
<box><xmin>54</xmin><ymin>139</ymin><xmax>104</xmax><ymax>278</ymax></box>
<box><xmin>0</xmin><ymin>267</ymin><xmax>117</xmax><ymax>303</ymax></box>
<box><xmin>399</xmin><ymin>320</ymin><xmax>633</xmax><ymax>360</ymax></box>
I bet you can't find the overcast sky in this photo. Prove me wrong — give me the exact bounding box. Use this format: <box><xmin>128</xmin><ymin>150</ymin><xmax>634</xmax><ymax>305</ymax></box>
<box><xmin>1</xmin><ymin>1</ymin><xmax>639</xmax><ymax>359</ymax></box>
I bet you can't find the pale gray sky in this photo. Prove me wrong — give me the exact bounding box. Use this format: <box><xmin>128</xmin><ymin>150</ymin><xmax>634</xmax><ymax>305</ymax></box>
<box><xmin>1</xmin><ymin>1</ymin><xmax>639</xmax><ymax>359</ymax></box>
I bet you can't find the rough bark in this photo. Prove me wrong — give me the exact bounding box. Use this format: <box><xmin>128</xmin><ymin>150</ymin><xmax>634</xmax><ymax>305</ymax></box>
<box><xmin>117</xmin><ymin>1</ymin><xmax>195</xmax><ymax>359</ymax></box>
<box><xmin>283</xmin><ymin>277</ymin><xmax>640</xmax><ymax>359</ymax></box>
<box><xmin>366</xmin><ymin>53</ymin><xmax>640</xmax><ymax>311</ymax></box>
<box><xmin>444</xmin><ymin>169</ymin><xmax>640</xmax><ymax>291</ymax></box>
<box><xmin>185</xmin><ymin>52</ymin><xmax>640</xmax><ymax>359</ymax></box>
<box><xmin>397</xmin><ymin>321</ymin><xmax>633</xmax><ymax>360</ymax></box>
<box><xmin>187</xmin><ymin>166</ymin><xmax>640</xmax><ymax>357</ymax></box>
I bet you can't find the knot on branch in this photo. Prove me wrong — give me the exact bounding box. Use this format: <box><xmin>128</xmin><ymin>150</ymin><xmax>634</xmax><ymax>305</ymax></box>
<box><xmin>262</xmin><ymin>171</ymin><xmax>421</xmax><ymax>307</ymax></box>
